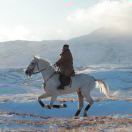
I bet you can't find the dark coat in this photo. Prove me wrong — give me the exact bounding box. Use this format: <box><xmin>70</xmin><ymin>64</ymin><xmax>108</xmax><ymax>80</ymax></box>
<box><xmin>56</xmin><ymin>49</ymin><xmax>74</xmax><ymax>77</ymax></box>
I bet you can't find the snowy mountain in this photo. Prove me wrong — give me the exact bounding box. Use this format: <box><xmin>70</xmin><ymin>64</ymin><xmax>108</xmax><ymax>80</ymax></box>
<box><xmin>0</xmin><ymin>28</ymin><xmax>132</xmax><ymax>68</ymax></box>
<box><xmin>69</xmin><ymin>28</ymin><xmax>132</xmax><ymax>67</ymax></box>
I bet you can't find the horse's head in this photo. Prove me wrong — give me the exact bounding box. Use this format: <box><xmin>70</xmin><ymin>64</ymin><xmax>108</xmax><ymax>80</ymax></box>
<box><xmin>25</xmin><ymin>56</ymin><xmax>51</xmax><ymax>77</ymax></box>
<box><xmin>25</xmin><ymin>56</ymin><xmax>39</xmax><ymax>76</ymax></box>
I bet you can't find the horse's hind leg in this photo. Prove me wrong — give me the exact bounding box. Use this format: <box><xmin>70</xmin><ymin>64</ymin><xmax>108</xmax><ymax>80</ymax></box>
<box><xmin>83</xmin><ymin>94</ymin><xmax>93</xmax><ymax>117</ymax></box>
<box><xmin>75</xmin><ymin>90</ymin><xmax>84</xmax><ymax>117</ymax></box>
<box><xmin>38</xmin><ymin>93</ymin><xmax>50</xmax><ymax>108</ymax></box>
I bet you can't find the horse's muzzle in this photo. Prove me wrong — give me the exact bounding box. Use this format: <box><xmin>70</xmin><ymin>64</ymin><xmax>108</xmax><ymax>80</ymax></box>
<box><xmin>25</xmin><ymin>70</ymin><xmax>28</xmax><ymax>75</ymax></box>
<box><xmin>25</xmin><ymin>69</ymin><xmax>32</xmax><ymax>76</ymax></box>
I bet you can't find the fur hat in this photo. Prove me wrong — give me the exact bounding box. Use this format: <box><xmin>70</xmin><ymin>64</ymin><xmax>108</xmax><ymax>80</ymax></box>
<box><xmin>63</xmin><ymin>44</ymin><xmax>69</xmax><ymax>49</ymax></box>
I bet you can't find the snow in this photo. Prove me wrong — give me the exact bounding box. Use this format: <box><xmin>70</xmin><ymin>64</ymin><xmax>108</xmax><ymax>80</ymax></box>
<box><xmin>0</xmin><ymin>8</ymin><xmax>132</xmax><ymax>131</ymax></box>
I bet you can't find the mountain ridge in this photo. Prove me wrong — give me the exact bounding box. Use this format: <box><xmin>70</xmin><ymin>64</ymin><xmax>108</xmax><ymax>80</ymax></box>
<box><xmin>0</xmin><ymin>28</ymin><xmax>132</xmax><ymax>68</ymax></box>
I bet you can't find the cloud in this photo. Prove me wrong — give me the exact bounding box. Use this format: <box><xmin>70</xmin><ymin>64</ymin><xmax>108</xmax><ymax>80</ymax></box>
<box><xmin>0</xmin><ymin>25</ymin><xmax>38</xmax><ymax>42</ymax></box>
<box><xmin>0</xmin><ymin>0</ymin><xmax>132</xmax><ymax>41</ymax></box>
<box><xmin>67</xmin><ymin>0</ymin><xmax>132</xmax><ymax>36</ymax></box>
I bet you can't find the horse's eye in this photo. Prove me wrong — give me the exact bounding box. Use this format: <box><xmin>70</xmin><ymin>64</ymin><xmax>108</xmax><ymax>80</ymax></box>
<box><xmin>31</xmin><ymin>62</ymin><xmax>35</xmax><ymax>65</ymax></box>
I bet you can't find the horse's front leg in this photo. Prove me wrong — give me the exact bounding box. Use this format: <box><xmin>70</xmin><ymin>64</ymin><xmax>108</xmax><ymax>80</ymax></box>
<box><xmin>47</xmin><ymin>96</ymin><xmax>57</xmax><ymax>109</ymax></box>
<box><xmin>49</xmin><ymin>96</ymin><xmax>67</xmax><ymax>109</ymax></box>
<box><xmin>38</xmin><ymin>93</ymin><xmax>50</xmax><ymax>108</ymax></box>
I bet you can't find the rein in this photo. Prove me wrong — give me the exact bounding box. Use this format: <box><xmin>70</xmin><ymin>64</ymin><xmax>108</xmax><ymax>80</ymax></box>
<box><xmin>33</xmin><ymin>60</ymin><xmax>56</xmax><ymax>88</ymax></box>
<box><xmin>32</xmin><ymin>61</ymin><xmax>48</xmax><ymax>74</ymax></box>
<box><xmin>43</xmin><ymin>72</ymin><xmax>56</xmax><ymax>88</ymax></box>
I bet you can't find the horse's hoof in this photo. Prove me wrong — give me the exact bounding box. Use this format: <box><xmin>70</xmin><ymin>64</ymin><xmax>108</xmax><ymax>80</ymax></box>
<box><xmin>62</xmin><ymin>104</ymin><xmax>67</xmax><ymax>108</ymax></box>
<box><xmin>60</xmin><ymin>104</ymin><xmax>67</xmax><ymax>108</ymax></box>
<box><xmin>83</xmin><ymin>113</ymin><xmax>87</xmax><ymax>117</ymax></box>
<box><xmin>47</xmin><ymin>105</ymin><xmax>51</xmax><ymax>109</ymax></box>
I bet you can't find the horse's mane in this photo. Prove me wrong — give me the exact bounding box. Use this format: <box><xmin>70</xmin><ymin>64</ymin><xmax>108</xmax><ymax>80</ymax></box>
<box><xmin>34</xmin><ymin>56</ymin><xmax>55</xmax><ymax>70</ymax></box>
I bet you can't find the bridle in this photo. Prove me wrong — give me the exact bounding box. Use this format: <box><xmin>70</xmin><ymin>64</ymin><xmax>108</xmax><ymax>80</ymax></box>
<box><xmin>32</xmin><ymin>60</ymin><xmax>51</xmax><ymax>74</ymax></box>
<box><xmin>31</xmin><ymin>59</ymin><xmax>56</xmax><ymax>88</ymax></box>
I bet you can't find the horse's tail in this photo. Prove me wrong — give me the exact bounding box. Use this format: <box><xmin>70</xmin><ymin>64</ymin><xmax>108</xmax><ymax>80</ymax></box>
<box><xmin>95</xmin><ymin>80</ymin><xmax>110</xmax><ymax>98</ymax></box>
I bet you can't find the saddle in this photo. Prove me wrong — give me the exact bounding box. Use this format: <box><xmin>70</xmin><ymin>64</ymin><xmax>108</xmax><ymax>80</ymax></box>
<box><xmin>43</xmin><ymin>71</ymin><xmax>75</xmax><ymax>90</ymax></box>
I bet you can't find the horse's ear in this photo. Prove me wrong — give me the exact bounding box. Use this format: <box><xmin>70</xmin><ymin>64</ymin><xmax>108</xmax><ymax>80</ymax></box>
<box><xmin>34</xmin><ymin>55</ymin><xmax>40</xmax><ymax>61</ymax></box>
<box><xmin>33</xmin><ymin>56</ymin><xmax>36</xmax><ymax>59</ymax></box>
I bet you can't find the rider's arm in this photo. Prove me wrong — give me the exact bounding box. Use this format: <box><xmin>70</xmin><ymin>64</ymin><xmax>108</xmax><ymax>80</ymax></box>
<box><xmin>56</xmin><ymin>51</ymin><xmax>70</xmax><ymax>66</ymax></box>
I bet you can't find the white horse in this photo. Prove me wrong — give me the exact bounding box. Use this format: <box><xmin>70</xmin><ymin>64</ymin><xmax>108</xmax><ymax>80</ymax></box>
<box><xmin>25</xmin><ymin>56</ymin><xmax>110</xmax><ymax>117</ymax></box>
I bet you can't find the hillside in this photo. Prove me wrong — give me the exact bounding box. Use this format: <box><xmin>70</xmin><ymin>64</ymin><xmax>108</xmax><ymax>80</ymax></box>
<box><xmin>0</xmin><ymin>28</ymin><xmax>132</xmax><ymax>68</ymax></box>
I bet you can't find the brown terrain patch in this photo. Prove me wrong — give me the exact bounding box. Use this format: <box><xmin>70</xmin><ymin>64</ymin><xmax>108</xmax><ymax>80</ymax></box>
<box><xmin>0</xmin><ymin>111</ymin><xmax>131</xmax><ymax>132</ymax></box>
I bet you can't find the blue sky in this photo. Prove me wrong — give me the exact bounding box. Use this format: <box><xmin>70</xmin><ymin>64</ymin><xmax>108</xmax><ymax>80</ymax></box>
<box><xmin>0</xmin><ymin>0</ymin><xmax>131</xmax><ymax>41</ymax></box>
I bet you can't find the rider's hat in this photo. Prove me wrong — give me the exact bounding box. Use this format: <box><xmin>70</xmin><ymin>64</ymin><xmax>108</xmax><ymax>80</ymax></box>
<box><xmin>63</xmin><ymin>44</ymin><xmax>69</xmax><ymax>49</ymax></box>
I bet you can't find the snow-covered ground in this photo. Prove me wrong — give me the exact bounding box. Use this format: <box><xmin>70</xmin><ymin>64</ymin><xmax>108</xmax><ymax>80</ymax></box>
<box><xmin>0</xmin><ymin>28</ymin><xmax>132</xmax><ymax>130</ymax></box>
<box><xmin>0</xmin><ymin>66</ymin><xmax>131</xmax><ymax>131</ymax></box>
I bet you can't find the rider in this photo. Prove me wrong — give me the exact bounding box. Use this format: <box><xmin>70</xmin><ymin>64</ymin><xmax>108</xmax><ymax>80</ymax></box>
<box><xmin>55</xmin><ymin>44</ymin><xmax>75</xmax><ymax>90</ymax></box>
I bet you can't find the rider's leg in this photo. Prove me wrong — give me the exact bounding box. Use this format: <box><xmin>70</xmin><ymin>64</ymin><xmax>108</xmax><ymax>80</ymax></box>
<box><xmin>57</xmin><ymin>74</ymin><xmax>65</xmax><ymax>89</ymax></box>
<box><xmin>57</xmin><ymin>74</ymin><xmax>71</xmax><ymax>89</ymax></box>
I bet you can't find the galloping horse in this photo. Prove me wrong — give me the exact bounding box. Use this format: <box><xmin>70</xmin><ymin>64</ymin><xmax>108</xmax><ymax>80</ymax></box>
<box><xmin>25</xmin><ymin>56</ymin><xmax>110</xmax><ymax>117</ymax></box>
